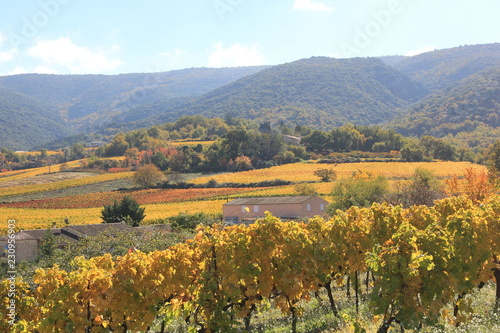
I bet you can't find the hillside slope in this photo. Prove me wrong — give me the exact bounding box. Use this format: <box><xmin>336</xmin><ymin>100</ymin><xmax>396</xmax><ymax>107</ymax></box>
<box><xmin>0</xmin><ymin>88</ymin><xmax>74</xmax><ymax>150</ymax></box>
<box><xmin>0</xmin><ymin>66</ymin><xmax>268</xmax><ymax>149</ymax></box>
<box><xmin>145</xmin><ymin>57</ymin><xmax>428</xmax><ymax>129</ymax></box>
<box><xmin>394</xmin><ymin>43</ymin><xmax>500</xmax><ymax>91</ymax></box>
<box><xmin>390</xmin><ymin>67</ymin><xmax>500</xmax><ymax>137</ymax></box>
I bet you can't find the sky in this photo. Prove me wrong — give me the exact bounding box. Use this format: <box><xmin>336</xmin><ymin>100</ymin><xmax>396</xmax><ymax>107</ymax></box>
<box><xmin>0</xmin><ymin>0</ymin><xmax>498</xmax><ymax>75</ymax></box>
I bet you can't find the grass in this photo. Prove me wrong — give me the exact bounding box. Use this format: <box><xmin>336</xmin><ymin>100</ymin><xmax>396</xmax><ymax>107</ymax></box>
<box><xmin>157</xmin><ymin>283</ymin><xmax>499</xmax><ymax>332</ymax></box>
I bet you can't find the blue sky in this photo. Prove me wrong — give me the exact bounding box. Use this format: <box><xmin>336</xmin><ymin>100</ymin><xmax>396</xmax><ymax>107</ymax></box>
<box><xmin>0</xmin><ymin>0</ymin><xmax>498</xmax><ymax>75</ymax></box>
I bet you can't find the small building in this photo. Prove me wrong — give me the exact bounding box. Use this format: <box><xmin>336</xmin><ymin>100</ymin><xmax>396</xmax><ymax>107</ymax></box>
<box><xmin>223</xmin><ymin>196</ymin><xmax>329</xmax><ymax>222</ymax></box>
<box><xmin>0</xmin><ymin>223</ymin><xmax>135</xmax><ymax>262</ymax></box>
<box><xmin>282</xmin><ymin>135</ymin><xmax>301</xmax><ymax>145</ymax></box>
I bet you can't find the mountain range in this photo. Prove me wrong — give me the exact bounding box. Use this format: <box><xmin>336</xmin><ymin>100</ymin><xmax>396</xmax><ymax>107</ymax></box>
<box><xmin>0</xmin><ymin>43</ymin><xmax>499</xmax><ymax>150</ymax></box>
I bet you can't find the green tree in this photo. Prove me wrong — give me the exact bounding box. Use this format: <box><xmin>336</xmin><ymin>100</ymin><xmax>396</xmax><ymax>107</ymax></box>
<box><xmin>487</xmin><ymin>140</ymin><xmax>500</xmax><ymax>185</ymax></box>
<box><xmin>152</xmin><ymin>151</ymin><xmax>169</xmax><ymax>171</ymax></box>
<box><xmin>70</xmin><ymin>143</ymin><xmax>86</xmax><ymax>160</ymax></box>
<box><xmin>105</xmin><ymin>132</ymin><xmax>129</xmax><ymax>157</ymax></box>
<box><xmin>167</xmin><ymin>212</ymin><xmax>216</xmax><ymax>231</ymax></box>
<box><xmin>327</xmin><ymin>176</ymin><xmax>389</xmax><ymax>214</ymax></box>
<box><xmin>101</xmin><ymin>196</ymin><xmax>146</xmax><ymax>227</ymax></box>
<box><xmin>39</xmin><ymin>230</ymin><xmax>59</xmax><ymax>260</ymax></box>
<box><xmin>282</xmin><ymin>150</ymin><xmax>296</xmax><ymax>163</ymax></box>
<box><xmin>390</xmin><ymin>168</ymin><xmax>444</xmax><ymax>206</ymax></box>
<box><xmin>39</xmin><ymin>148</ymin><xmax>48</xmax><ymax>160</ymax></box>
<box><xmin>302</xmin><ymin>130</ymin><xmax>332</xmax><ymax>152</ymax></box>
<box><xmin>331</xmin><ymin>125</ymin><xmax>365</xmax><ymax>152</ymax></box>
<box><xmin>401</xmin><ymin>145</ymin><xmax>424</xmax><ymax>162</ymax></box>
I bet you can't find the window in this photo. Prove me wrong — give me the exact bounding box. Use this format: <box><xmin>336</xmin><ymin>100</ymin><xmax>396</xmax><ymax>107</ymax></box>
<box><xmin>254</xmin><ymin>205</ymin><xmax>259</xmax><ymax>213</ymax></box>
<box><xmin>307</xmin><ymin>203</ymin><xmax>311</xmax><ymax>211</ymax></box>
<box><xmin>320</xmin><ymin>204</ymin><xmax>324</xmax><ymax>211</ymax></box>
<box><xmin>242</xmin><ymin>206</ymin><xmax>249</xmax><ymax>213</ymax></box>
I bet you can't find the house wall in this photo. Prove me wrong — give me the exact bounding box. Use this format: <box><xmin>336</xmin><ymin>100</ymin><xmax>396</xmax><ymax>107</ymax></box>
<box><xmin>223</xmin><ymin>197</ymin><xmax>328</xmax><ymax>220</ymax></box>
<box><xmin>300</xmin><ymin>197</ymin><xmax>328</xmax><ymax>217</ymax></box>
<box><xmin>223</xmin><ymin>203</ymin><xmax>300</xmax><ymax>220</ymax></box>
<box><xmin>0</xmin><ymin>239</ymin><xmax>39</xmax><ymax>262</ymax></box>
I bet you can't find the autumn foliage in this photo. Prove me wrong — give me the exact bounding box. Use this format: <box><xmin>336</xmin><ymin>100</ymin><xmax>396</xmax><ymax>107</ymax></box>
<box><xmin>2</xmin><ymin>196</ymin><xmax>499</xmax><ymax>332</ymax></box>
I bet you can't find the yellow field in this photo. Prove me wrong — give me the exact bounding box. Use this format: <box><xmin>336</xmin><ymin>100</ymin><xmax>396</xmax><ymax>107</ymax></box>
<box><xmin>0</xmin><ymin>160</ymin><xmax>84</xmax><ymax>182</ymax></box>
<box><xmin>0</xmin><ymin>207</ymin><xmax>103</xmax><ymax>232</ymax></box>
<box><xmin>0</xmin><ymin>161</ymin><xmax>490</xmax><ymax>232</ymax></box>
<box><xmin>142</xmin><ymin>199</ymin><xmax>226</xmax><ymax>221</ymax></box>
<box><xmin>0</xmin><ymin>199</ymin><xmax>227</xmax><ymax>232</ymax></box>
<box><xmin>0</xmin><ymin>172</ymin><xmax>133</xmax><ymax>198</ymax></box>
<box><xmin>191</xmin><ymin>161</ymin><xmax>487</xmax><ymax>184</ymax></box>
<box><xmin>169</xmin><ymin>140</ymin><xmax>215</xmax><ymax>146</ymax></box>
<box><xmin>15</xmin><ymin>150</ymin><xmax>61</xmax><ymax>157</ymax></box>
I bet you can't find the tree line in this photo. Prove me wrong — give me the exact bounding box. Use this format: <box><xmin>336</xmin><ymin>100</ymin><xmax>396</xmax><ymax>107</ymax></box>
<box><xmin>0</xmin><ymin>115</ymin><xmax>496</xmax><ymax>174</ymax></box>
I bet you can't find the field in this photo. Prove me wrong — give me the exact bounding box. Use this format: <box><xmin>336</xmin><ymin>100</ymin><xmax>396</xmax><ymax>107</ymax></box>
<box><xmin>0</xmin><ymin>160</ymin><xmax>490</xmax><ymax>232</ymax></box>
<box><xmin>190</xmin><ymin>161</ymin><xmax>486</xmax><ymax>184</ymax></box>
<box><xmin>0</xmin><ymin>159</ymin><xmax>83</xmax><ymax>182</ymax></box>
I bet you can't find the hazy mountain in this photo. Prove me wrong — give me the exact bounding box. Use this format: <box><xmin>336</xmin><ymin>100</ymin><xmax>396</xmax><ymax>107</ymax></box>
<box><xmin>2</xmin><ymin>43</ymin><xmax>500</xmax><ymax>150</ymax></box>
<box><xmin>0</xmin><ymin>66</ymin><xmax>268</xmax><ymax>149</ymax></box>
<box><xmin>394</xmin><ymin>43</ymin><xmax>500</xmax><ymax>91</ymax></box>
<box><xmin>0</xmin><ymin>87</ymin><xmax>74</xmax><ymax>150</ymax></box>
<box><xmin>143</xmin><ymin>57</ymin><xmax>428</xmax><ymax>129</ymax></box>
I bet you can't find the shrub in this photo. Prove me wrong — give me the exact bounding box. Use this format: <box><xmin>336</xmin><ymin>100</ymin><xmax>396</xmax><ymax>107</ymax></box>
<box><xmin>167</xmin><ymin>212</ymin><xmax>217</xmax><ymax>231</ymax></box>
<box><xmin>101</xmin><ymin>196</ymin><xmax>146</xmax><ymax>227</ymax></box>
<box><xmin>327</xmin><ymin>175</ymin><xmax>389</xmax><ymax>214</ymax></box>
<box><xmin>314</xmin><ymin>168</ymin><xmax>337</xmax><ymax>182</ymax></box>
<box><xmin>294</xmin><ymin>183</ymin><xmax>317</xmax><ymax>196</ymax></box>
<box><xmin>389</xmin><ymin>168</ymin><xmax>445</xmax><ymax>207</ymax></box>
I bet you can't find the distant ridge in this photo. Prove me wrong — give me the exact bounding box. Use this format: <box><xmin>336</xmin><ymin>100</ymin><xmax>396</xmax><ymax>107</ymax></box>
<box><xmin>143</xmin><ymin>56</ymin><xmax>428</xmax><ymax>129</ymax></box>
<box><xmin>1</xmin><ymin>43</ymin><xmax>500</xmax><ymax>150</ymax></box>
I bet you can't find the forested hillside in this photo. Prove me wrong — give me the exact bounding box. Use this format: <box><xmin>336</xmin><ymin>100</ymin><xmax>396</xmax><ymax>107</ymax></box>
<box><xmin>143</xmin><ymin>57</ymin><xmax>428</xmax><ymax>129</ymax></box>
<box><xmin>391</xmin><ymin>67</ymin><xmax>500</xmax><ymax>138</ymax></box>
<box><xmin>394</xmin><ymin>43</ymin><xmax>500</xmax><ymax>91</ymax></box>
<box><xmin>1</xmin><ymin>43</ymin><xmax>500</xmax><ymax>151</ymax></box>
<box><xmin>0</xmin><ymin>66</ymin><xmax>268</xmax><ymax>148</ymax></box>
<box><xmin>0</xmin><ymin>87</ymin><xmax>74</xmax><ymax>150</ymax></box>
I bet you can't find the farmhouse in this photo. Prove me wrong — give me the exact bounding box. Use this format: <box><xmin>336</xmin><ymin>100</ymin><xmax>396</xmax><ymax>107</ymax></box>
<box><xmin>223</xmin><ymin>195</ymin><xmax>329</xmax><ymax>222</ymax></box>
<box><xmin>0</xmin><ymin>222</ymin><xmax>134</xmax><ymax>262</ymax></box>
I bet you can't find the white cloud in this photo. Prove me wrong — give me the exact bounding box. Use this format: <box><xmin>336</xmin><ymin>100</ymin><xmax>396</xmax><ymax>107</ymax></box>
<box><xmin>27</xmin><ymin>37</ymin><xmax>123</xmax><ymax>74</ymax></box>
<box><xmin>0</xmin><ymin>33</ymin><xmax>16</xmax><ymax>63</ymax></box>
<box><xmin>405</xmin><ymin>45</ymin><xmax>436</xmax><ymax>57</ymax></box>
<box><xmin>33</xmin><ymin>65</ymin><xmax>58</xmax><ymax>74</ymax></box>
<box><xmin>207</xmin><ymin>43</ymin><xmax>266</xmax><ymax>68</ymax></box>
<box><xmin>1</xmin><ymin>66</ymin><xmax>27</xmax><ymax>76</ymax></box>
<box><xmin>293</xmin><ymin>0</ymin><xmax>334</xmax><ymax>12</ymax></box>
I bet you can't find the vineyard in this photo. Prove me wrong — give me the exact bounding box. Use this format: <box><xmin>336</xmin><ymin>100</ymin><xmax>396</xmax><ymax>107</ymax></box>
<box><xmin>190</xmin><ymin>162</ymin><xmax>487</xmax><ymax>184</ymax></box>
<box><xmin>3</xmin><ymin>196</ymin><xmax>499</xmax><ymax>332</ymax></box>
<box><xmin>0</xmin><ymin>161</ymin><xmax>492</xmax><ymax>233</ymax></box>
<box><xmin>0</xmin><ymin>187</ymin><xmax>269</xmax><ymax>210</ymax></box>
<box><xmin>0</xmin><ymin>172</ymin><xmax>133</xmax><ymax>198</ymax></box>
